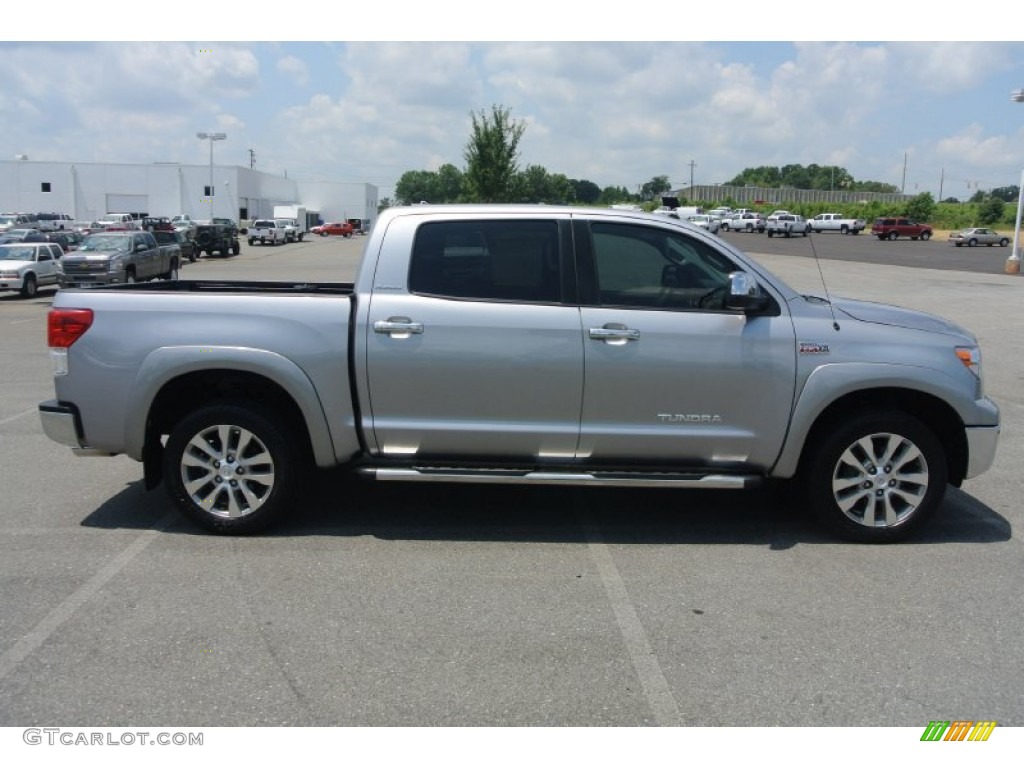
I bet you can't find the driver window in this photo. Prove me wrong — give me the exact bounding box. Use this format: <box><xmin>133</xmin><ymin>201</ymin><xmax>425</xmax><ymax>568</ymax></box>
<box><xmin>590</xmin><ymin>222</ymin><xmax>737</xmax><ymax>310</ymax></box>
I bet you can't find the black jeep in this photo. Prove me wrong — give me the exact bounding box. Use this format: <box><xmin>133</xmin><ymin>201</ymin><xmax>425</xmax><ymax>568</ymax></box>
<box><xmin>194</xmin><ymin>223</ymin><xmax>240</xmax><ymax>257</ymax></box>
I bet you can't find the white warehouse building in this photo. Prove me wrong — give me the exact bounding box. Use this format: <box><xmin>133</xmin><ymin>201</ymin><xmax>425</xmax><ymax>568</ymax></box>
<box><xmin>0</xmin><ymin>159</ymin><xmax>378</xmax><ymax>229</ymax></box>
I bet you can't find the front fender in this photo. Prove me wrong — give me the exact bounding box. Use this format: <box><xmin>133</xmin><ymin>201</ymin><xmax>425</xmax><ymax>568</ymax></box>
<box><xmin>772</xmin><ymin>362</ymin><xmax>983</xmax><ymax>477</ymax></box>
<box><xmin>124</xmin><ymin>345</ymin><xmax>340</xmax><ymax>466</ymax></box>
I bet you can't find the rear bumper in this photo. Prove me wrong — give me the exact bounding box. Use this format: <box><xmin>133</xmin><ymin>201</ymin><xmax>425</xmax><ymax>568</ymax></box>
<box><xmin>38</xmin><ymin>400</ymin><xmax>113</xmax><ymax>456</ymax></box>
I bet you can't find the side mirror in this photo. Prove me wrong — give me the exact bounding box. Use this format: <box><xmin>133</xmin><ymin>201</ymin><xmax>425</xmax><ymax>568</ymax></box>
<box><xmin>725</xmin><ymin>271</ymin><xmax>769</xmax><ymax>313</ymax></box>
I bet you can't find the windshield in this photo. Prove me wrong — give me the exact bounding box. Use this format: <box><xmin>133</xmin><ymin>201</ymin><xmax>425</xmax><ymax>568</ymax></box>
<box><xmin>79</xmin><ymin>234</ymin><xmax>130</xmax><ymax>252</ymax></box>
<box><xmin>0</xmin><ymin>246</ymin><xmax>35</xmax><ymax>261</ymax></box>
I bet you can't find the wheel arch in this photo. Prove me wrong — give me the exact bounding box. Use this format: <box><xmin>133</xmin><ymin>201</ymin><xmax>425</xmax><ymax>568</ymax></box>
<box><xmin>128</xmin><ymin>349</ymin><xmax>350</xmax><ymax>486</ymax></box>
<box><xmin>790</xmin><ymin>387</ymin><xmax>968</xmax><ymax>487</ymax></box>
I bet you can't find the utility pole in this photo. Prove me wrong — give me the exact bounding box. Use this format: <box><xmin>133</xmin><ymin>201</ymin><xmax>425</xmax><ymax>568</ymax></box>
<box><xmin>901</xmin><ymin>153</ymin><xmax>907</xmax><ymax>194</ymax></box>
<box><xmin>248</xmin><ymin>149</ymin><xmax>255</xmax><ymax>170</ymax></box>
<box><xmin>938</xmin><ymin>168</ymin><xmax>944</xmax><ymax>201</ymax></box>
<box><xmin>688</xmin><ymin>159</ymin><xmax>696</xmax><ymax>193</ymax></box>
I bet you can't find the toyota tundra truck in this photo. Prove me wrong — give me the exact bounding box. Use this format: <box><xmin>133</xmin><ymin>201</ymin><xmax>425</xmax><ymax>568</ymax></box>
<box><xmin>38</xmin><ymin>205</ymin><xmax>1000</xmax><ymax>542</ymax></box>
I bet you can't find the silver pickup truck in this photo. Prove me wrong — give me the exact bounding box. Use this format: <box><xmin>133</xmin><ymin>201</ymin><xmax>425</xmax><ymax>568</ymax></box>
<box><xmin>38</xmin><ymin>205</ymin><xmax>1000</xmax><ymax>542</ymax></box>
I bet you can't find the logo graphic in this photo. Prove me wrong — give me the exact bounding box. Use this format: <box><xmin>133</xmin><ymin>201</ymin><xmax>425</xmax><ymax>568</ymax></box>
<box><xmin>920</xmin><ymin>721</ymin><xmax>997</xmax><ymax>742</ymax></box>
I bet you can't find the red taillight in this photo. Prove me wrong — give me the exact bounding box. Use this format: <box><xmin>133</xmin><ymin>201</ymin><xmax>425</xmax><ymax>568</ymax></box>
<box><xmin>48</xmin><ymin>308</ymin><xmax>94</xmax><ymax>348</ymax></box>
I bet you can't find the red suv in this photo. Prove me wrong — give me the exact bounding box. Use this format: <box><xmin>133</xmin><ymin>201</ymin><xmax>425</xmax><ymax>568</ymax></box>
<box><xmin>871</xmin><ymin>217</ymin><xmax>933</xmax><ymax>241</ymax></box>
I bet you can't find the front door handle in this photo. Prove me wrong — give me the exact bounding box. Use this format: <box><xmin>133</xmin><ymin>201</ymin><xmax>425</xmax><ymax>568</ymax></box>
<box><xmin>374</xmin><ymin>317</ymin><xmax>424</xmax><ymax>338</ymax></box>
<box><xmin>588</xmin><ymin>324</ymin><xmax>640</xmax><ymax>345</ymax></box>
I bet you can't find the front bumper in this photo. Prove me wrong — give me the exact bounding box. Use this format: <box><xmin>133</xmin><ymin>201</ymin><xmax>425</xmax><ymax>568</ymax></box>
<box><xmin>965</xmin><ymin>425</ymin><xmax>1000</xmax><ymax>479</ymax></box>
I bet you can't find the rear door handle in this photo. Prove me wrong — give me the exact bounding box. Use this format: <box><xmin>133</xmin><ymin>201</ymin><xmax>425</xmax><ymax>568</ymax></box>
<box><xmin>374</xmin><ymin>317</ymin><xmax>424</xmax><ymax>338</ymax></box>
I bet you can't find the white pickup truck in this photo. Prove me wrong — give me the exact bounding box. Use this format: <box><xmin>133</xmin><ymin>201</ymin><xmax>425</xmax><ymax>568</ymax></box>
<box><xmin>807</xmin><ymin>213</ymin><xmax>866</xmax><ymax>235</ymax></box>
<box><xmin>37</xmin><ymin>205</ymin><xmax>1000</xmax><ymax>543</ymax></box>
<box><xmin>248</xmin><ymin>219</ymin><xmax>287</xmax><ymax>246</ymax></box>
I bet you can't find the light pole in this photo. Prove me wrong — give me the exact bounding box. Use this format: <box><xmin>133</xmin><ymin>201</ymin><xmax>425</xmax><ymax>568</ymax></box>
<box><xmin>1007</xmin><ymin>90</ymin><xmax>1024</xmax><ymax>274</ymax></box>
<box><xmin>196</xmin><ymin>132</ymin><xmax>226</xmax><ymax>221</ymax></box>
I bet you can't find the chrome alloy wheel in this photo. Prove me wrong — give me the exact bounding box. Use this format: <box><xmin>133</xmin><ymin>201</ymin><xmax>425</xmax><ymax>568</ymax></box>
<box><xmin>180</xmin><ymin>423</ymin><xmax>276</xmax><ymax>519</ymax></box>
<box><xmin>831</xmin><ymin>432</ymin><xmax>928</xmax><ymax>528</ymax></box>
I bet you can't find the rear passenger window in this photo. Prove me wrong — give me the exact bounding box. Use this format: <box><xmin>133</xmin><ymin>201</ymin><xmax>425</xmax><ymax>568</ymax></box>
<box><xmin>409</xmin><ymin>220</ymin><xmax>561</xmax><ymax>303</ymax></box>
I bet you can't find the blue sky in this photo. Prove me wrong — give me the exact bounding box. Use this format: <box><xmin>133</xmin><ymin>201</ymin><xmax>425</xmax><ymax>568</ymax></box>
<box><xmin>7</xmin><ymin>8</ymin><xmax>1024</xmax><ymax>201</ymax></box>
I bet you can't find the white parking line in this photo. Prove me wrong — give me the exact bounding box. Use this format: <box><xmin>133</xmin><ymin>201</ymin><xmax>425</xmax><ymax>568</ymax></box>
<box><xmin>577</xmin><ymin>502</ymin><xmax>682</xmax><ymax>726</ymax></box>
<box><xmin>0</xmin><ymin>407</ymin><xmax>37</xmax><ymax>426</ymax></box>
<box><xmin>0</xmin><ymin>512</ymin><xmax>176</xmax><ymax>683</ymax></box>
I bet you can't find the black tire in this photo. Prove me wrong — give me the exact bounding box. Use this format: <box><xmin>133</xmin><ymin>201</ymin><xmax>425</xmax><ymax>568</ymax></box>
<box><xmin>260</xmin><ymin>237</ymin><xmax>266</xmax><ymax>245</ymax></box>
<box><xmin>888</xmin><ymin>231</ymin><xmax>899</xmax><ymax>241</ymax></box>
<box><xmin>248</xmin><ymin>238</ymin><xmax>255</xmax><ymax>246</ymax></box>
<box><xmin>876</xmin><ymin>235</ymin><xmax>886</xmax><ymax>241</ymax></box>
<box><xmin>197</xmin><ymin>231</ymin><xmax>212</xmax><ymax>249</ymax></box>
<box><xmin>19</xmin><ymin>273</ymin><xmax>37</xmax><ymax>298</ymax></box>
<box><xmin>968</xmin><ymin>238</ymin><xmax>978</xmax><ymax>247</ymax></box>
<box><xmin>320</xmin><ymin>231</ymin><xmax>327</xmax><ymax>237</ymax></box>
<box><xmin>767</xmin><ymin>230</ymin><xmax>774</xmax><ymax>238</ymax></box>
<box><xmin>298</xmin><ymin>233</ymin><xmax>304</xmax><ymax>242</ymax></box>
<box><xmin>163</xmin><ymin>402</ymin><xmax>304</xmax><ymax>534</ymax></box>
<box><xmin>188</xmin><ymin>249</ymin><xmax>197</xmax><ymax>263</ymax></box>
<box><xmin>920</xmin><ymin>231</ymin><xmax>931</xmax><ymax>241</ymax></box>
<box><xmin>839</xmin><ymin>226</ymin><xmax>847</xmax><ymax>234</ymax></box>
<box><xmin>955</xmin><ymin>242</ymin><xmax>962</xmax><ymax>247</ymax></box>
<box><xmin>125</xmin><ymin>269</ymin><xmax>136</xmax><ymax>284</ymax></box>
<box><xmin>804</xmin><ymin>410</ymin><xmax>947</xmax><ymax>543</ymax></box>
<box><xmin>232</xmin><ymin>241</ymin><xmax>240</xmax><ymax>256</ymax></box>
<box><xmin>1000</xmin><ymin>238</ymin><xmax>1009</xmax><ymax>247</ymax></box>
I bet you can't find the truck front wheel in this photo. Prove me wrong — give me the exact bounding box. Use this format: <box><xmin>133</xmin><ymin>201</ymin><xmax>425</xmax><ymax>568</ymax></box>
<box><xmin>804</xmin><ymin>411</ymin><xmax>947</xmax><ymax>543</ymax></box>
<box><xmin>163</xmin><ymin>403</ymin><xmax>303</xmax><ymax>534</ymax></box>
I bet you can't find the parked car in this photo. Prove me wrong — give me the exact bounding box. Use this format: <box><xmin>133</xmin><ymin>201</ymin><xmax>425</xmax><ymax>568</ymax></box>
<box><xmin>152</xmin><ymin>229</ymin><xmax>198</xmax><ymax>263</ymax></box>
<box><xmin>317</xmin><ymin>221</ymin><xmax>354</xmax><ymax>237</ymax></box>
<box><xmin>871</xmin><ymin>217</ymin><xmax>933</xmax><ymax>241</ymax></box>
<box><xmin>0</xmin><ymin>228</ymin><xmax>46</xmax><ymax>244</ymax></box>
<box><xmin>719</xmin><ymin>212</ymin><xmax>766</xmax><ymax>233</ymax></box>
<box><xmin>171</xmin><ymin>215</ymin><xmax>198</xmax><ymax>239</ymax></box>
<box><xmin>35</xmin><ymin>212</ymin><xmax>74</xmax><ymax>231</ymax></box>
<box><xmin>0</xmin><ymin>213</ymin><xmax>38</xmax><ymax>233</ymax></box>
<box><xmin>686</xmin><ymin>214</ymin><xmax>720</xmax><ymax>234</ymax></box>
<box><xmin>141</xmin><ymin>217</ymin><xmax>175</xmax><ymax>232</ymax></box>
<box><xmin>45</xmin><ymin>232</ymin><xmax>72</xmax><ymax>252</ymax></box>
<box><xmin>58</xmin><ymin>231</ymin><xmax>172</xmax><ymax>287</ymax></box>
<box><xmin>947</xmin><ymin>228</ymin><xmax>1010</xmax><ymax>248</ymax></box>
<box><xmin>37</xmin><ymin>204</ymin><xmax>1001</xmax><ymax>543</ymax></box>
<box><xmin>0</xmin><ymin>242</ymin><xmax>63</xmax><ymax>298</ymax></box>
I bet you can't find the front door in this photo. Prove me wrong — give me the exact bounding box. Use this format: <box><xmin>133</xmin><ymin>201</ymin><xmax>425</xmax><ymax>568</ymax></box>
<box><xmin>576</xmin><ymin>219</ymin><xmax>796</xmax><ymax>470</ymax></box>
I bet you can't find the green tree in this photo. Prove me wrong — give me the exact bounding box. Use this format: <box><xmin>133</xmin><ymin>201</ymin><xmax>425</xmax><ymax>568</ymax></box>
<box><xmin>977</xmin><ymin>197</ymin><xmax>1006</xmax><ymax>226</ymax></box>
<box><xmin>571</xmin><ymin>178</ymin><xmax>602</xmax><ymax>204</ymax></box>
<box><xmin>395</xmin><ymin>170</ymin><xmax>440</xmax><ymax>205</ymax></box>
<box><xmin>990</xmin><ymin>186</ymin><xmax>1019</xmax><ymax>203</ymax></box>
<box><xmin>463</xmin><ymin>105</ymin><xmax>526</xmax><ymax>203</ymax></box>
<box><xmin>435</xmin><ymin>163</ymin><xmax>465</xmax><ymax>202</ymax></box>
<box><xmin>905</xmin><ymin>192</ymin><xmax>936</xmax><ymax>223</ymax></box>
<box><xmin>640</xmin><ymin>175</ymin><xmax>671</xmax><ymax>201</ymax></box>
<box><xmin>378</xmin><ymin>198</ymin><xmax>392</xmax><ymax>213</ymax></box>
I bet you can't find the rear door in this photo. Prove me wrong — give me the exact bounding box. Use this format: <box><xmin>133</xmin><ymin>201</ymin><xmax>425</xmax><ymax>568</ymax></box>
<box><xmin>364</xmin><ymin>215</ymin><xmax>584</xmax><ymax>461</ymax></box>
<box><xmin>574</xmin><ymin>217</ymin><xmax>797</xmax><ymax>470</ymax></box>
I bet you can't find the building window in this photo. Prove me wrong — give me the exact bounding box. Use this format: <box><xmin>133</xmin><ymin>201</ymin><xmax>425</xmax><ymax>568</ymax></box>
<box><xmin>41</xmin><ymin>182</ymin><xmax>52</xmax><ymax>193</ymax></box>
<box><xmin>204</xmin><ymin>185</ymin><xmax>214</xmax><ymax>197</ymax></box>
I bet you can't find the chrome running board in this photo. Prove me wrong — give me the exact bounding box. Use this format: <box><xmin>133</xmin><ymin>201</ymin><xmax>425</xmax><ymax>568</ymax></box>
<box><xmin>361</xmin><ymin>467</ymin><xmax>758</xmax><ymax>489</ymax></box>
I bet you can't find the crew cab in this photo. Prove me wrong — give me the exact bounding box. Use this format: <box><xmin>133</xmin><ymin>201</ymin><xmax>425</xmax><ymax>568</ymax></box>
<box><xmin>38</xmin><ymin>205</ymin><xmax>999</xmax><ymax>543</ymax></box>
<box><xmin>275</xmin><ymin>218</ymin><xmax>305</xmax><ymax>242</ymax></box>
<box><xmin>57</xmin><ymin>230</ymin><xmax>172</xmax><ymax>287</ymax></box>
<box><xmin>871</xmin><ymin>217</ymin><xmax>933</xmax><ymax>241</ymax></box>
<box><xmin>807</xmin><ymin>213</ymin><xmax>866</xmax><ymax>234</ymax></box>
<box><xmin>248</xmin><ymin>219</ymin><xmax>286</xmax><ymax>246</ymax></box>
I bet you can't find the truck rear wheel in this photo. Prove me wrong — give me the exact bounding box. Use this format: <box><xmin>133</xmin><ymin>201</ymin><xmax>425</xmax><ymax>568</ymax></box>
<box><xmin>804</xmin><ymin>410</ymin><xmax>946</xmax><ymax>543</ymax></box>
<box><xmin>163</xmin><ymin>403</ymin><xmax>302</xmax><ymax>534</ymax></box>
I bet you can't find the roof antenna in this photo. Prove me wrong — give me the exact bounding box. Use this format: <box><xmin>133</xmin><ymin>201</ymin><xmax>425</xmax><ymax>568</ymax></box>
<box><xmin>808</xmin><ymin>231</ymin><xmax>840</xmax><ymax>331</ymax></box>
